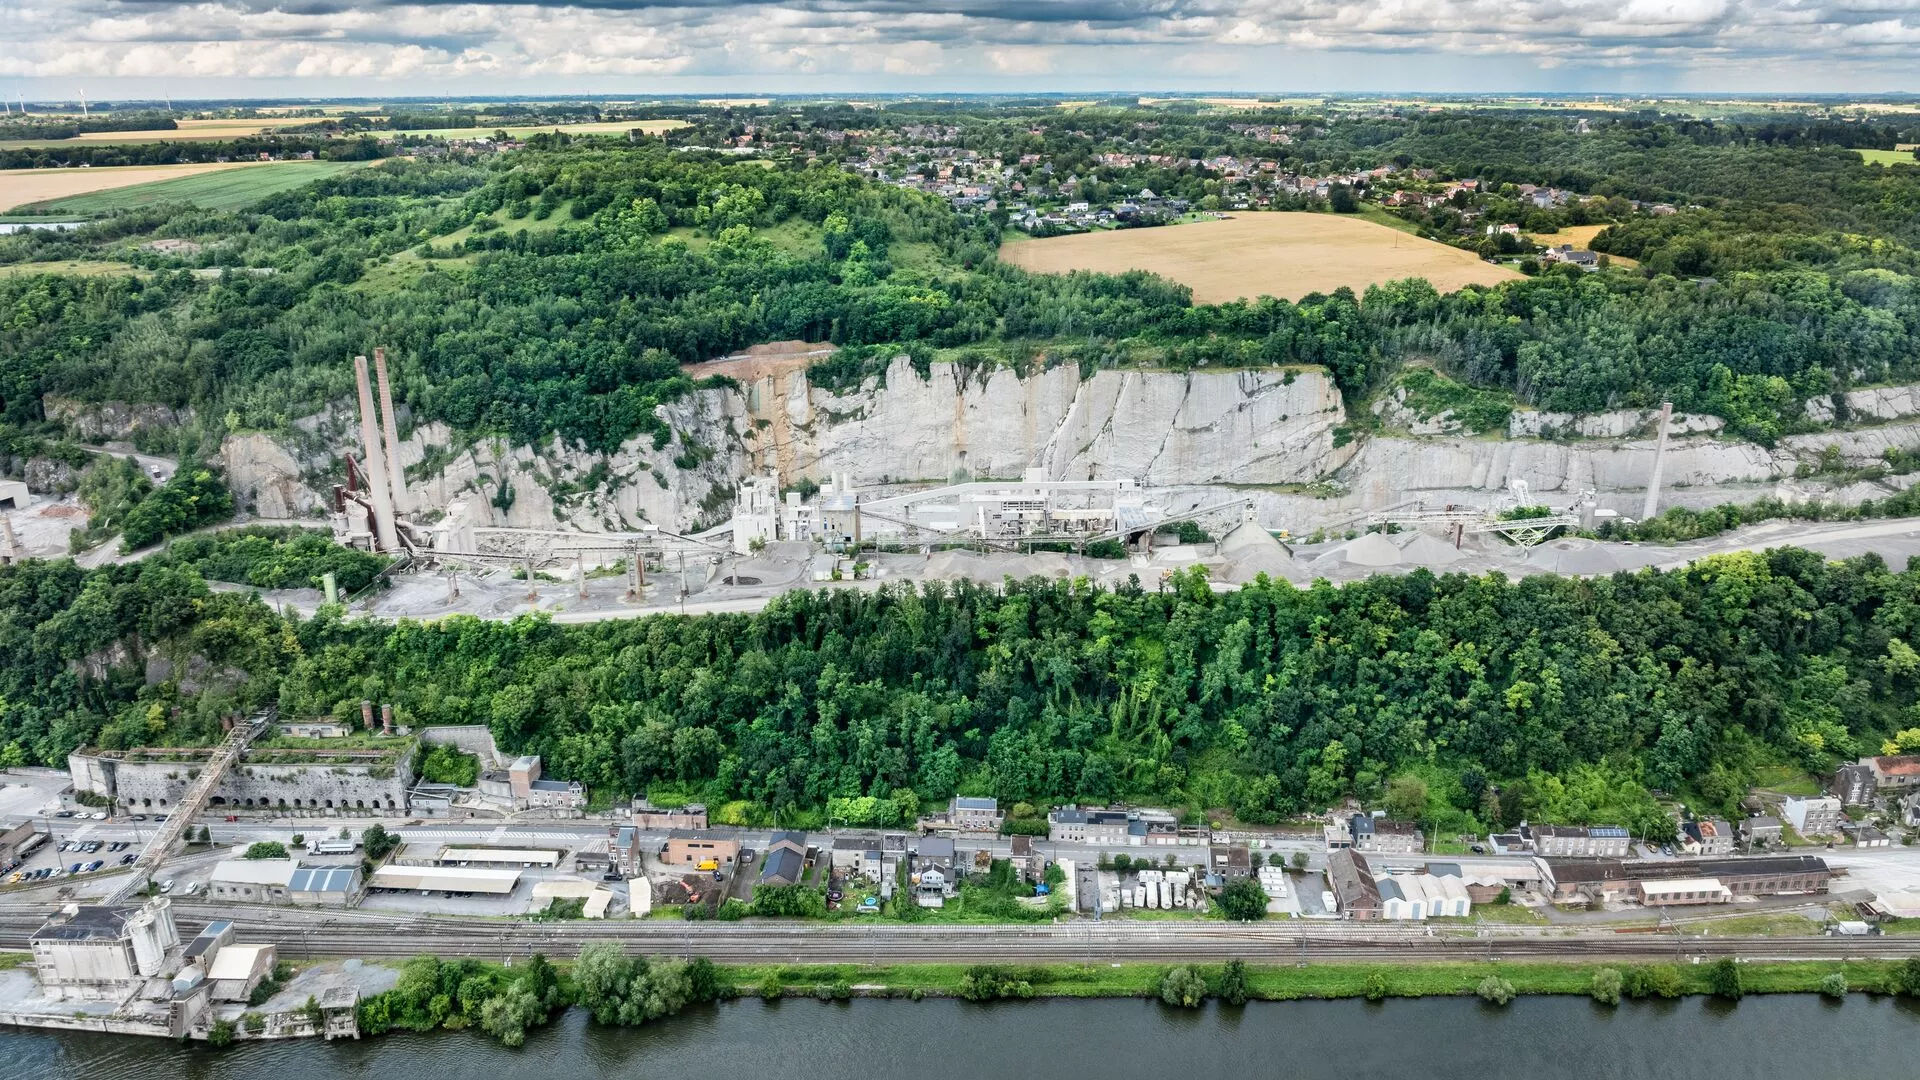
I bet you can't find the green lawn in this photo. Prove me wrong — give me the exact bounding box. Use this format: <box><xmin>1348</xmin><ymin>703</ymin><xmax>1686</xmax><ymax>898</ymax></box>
<box><xmin>1752</xmin><ymin>765</ymin><xmax>1822</xmax><ymax>796</ymax></box>
<box><xmin>23</xmin><ymin>160</ymin><xmax>367</xmax><ymax>215</ymax></box>
<box><xmin>1858</xmin><ymin>148</ymin><xmax>1918</xmax><ymax>167</ymax></box>
<box><xmin>1680</xmin><ymin>912</ymin><xmax>1824</xmax><ymax>937</ymax></box>
<box><xmin>716</xmin><ymin>958</ymin><xmax>1911</xmax><ymax>1001</ymax></box>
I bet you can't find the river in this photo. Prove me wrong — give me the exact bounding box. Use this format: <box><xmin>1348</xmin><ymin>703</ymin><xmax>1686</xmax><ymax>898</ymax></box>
<box><xmin>3</xmin><ymin>995</ymin><xmax>1918</xmax><ymax>1080</ymax></box>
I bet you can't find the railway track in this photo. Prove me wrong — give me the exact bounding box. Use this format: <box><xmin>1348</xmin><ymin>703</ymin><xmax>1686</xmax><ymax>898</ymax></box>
<box><xmin>3</xmin><ymin>905</ymin><xmax>1915</xmax><ymax>965</ymax></box>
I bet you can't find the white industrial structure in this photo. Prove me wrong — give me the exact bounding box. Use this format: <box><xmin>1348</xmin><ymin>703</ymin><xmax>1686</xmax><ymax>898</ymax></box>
<box><xmin>29</xmin><ymin>899</ymin><xmax>179</xmax><ymax>1000</ymax></box>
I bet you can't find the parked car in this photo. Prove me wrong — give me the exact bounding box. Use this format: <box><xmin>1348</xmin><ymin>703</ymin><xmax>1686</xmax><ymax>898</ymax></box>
<box><xmin>69</xmin><ymin>863</ymin><xmax>82</xmax><ymax>874</ymax></box>
<box><xmin>85</xmin><ymin>860</ymin><xmax>103</xmax><ymax>872</ymax></box>
<box><xmin>183</xmin><ymin>883</ymin><xmax>202</xmax><ymax>896</ymax></box>
<box><xmin>54</xmin><ymin>811</ymin><xmax>74</xmax><ymax>819</ymax></box>
<box><xmin>159</xmin><ymin>880</ymin><xmax>174</xmax><ymax>894</ymax></box>
<box><xmin>120</xmin><ymin>853</ymin><xmax>136</xmax><ymax>865</ymax></box>
<box><xmin>89</xmin><ymin>812</ymin><xmax>106</xmax><ymax>820</ymax></box>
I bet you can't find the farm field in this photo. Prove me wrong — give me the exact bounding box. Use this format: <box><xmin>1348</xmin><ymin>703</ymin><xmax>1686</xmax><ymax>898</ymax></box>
<box><xmin>388</xmin><ymin>119</ymin><xmax>690</xmax><ymax>139</ymax></box>
<box><xmin>999</xmin><ymin>212</ymin><xmax>1520</xmax><ymax>303</ymax></box>
<box><xmin>1</xmin><ymin>161</ymin><xmax>267</xmax><ymax>210</ymax></box>
<box><xmin>1859</xmin><ymin>148</ymin><xmax>1918</xmax><ymax>166</ymax></box>
<box><xmin>0</xmin><ymin>117</ymin><xmax>320</xmax><ymax>149</ymax></box>
<box><xmin>9</xmin><ymin>160</ymin><xmax>366</xmax><ymax>214</ymax></box>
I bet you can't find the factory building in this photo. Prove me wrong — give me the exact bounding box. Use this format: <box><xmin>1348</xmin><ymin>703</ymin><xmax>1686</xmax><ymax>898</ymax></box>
<box><xmin>29</xmin><ymin>900</ymin><xmax>179</xmax><ymax>1000</ymax></box>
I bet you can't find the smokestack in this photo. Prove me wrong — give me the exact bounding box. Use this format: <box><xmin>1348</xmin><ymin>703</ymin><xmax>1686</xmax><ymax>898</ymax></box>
<box><xmin>353</xmin><ymin>355</ymin><xmax>400</xmax><ymax>552</ymax></box>
<box><xmin>361</xmin><ymin>700</ymin><xmax>375</xmax><ymax>731</ymax></box>
<box><xmin>1641</xmin><ymin>402</ymin><xmax>1673</xmax><ymax>522</ymax></box>
<box><xmin>381</xmin><ymin>704</ymin><xmax>395</xmax><ymax>736</ymax></box>
<box><xmin>373</xmin><ymin>347</ymin><xmax>409</xmax><ymax>514</ymax></box>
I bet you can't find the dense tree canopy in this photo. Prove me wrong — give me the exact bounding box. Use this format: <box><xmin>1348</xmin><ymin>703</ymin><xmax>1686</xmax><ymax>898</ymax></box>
<box><xmin>4</xmin><ymin>547</ymin><xmax>1916</xmax><ymax>828</ymax></box>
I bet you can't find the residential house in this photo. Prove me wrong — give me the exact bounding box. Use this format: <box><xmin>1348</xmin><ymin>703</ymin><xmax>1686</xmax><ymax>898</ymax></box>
<box><xmin>1869</xmin><ymin>755</ymin><xmax>1920</xmax><ymax>795</ymax></box>
<box><xmin>1542</xmin><ymin>244</ymin><xmax>1598</xmax><ymax>269</ymax></box>
<box><xmin>1783</xmin><ymin>795</ymin><xmax>1843</xmax><ymax>837</ymax></box>
<box><xmin>663</xmin><ymin>831</ymin><xmax>740</xmax><ymax>868</ymax></box>
<box><xmin>1009</xmin><ymin>834</ymin><xmax>1042</xmax><ymax>884</ymax></box>
<box><xmin>948</xmin><ymin>796</ymin><xmax>1003</xmax><ymax>833</ymax></box>
<box><xmin>1048</xmin><ymin>807</ymin><xmax>1132</xmax><ymax>846</ymax></box>
<box><xmin>1488</xmin><ymin>832</ymin><xmax>1531</xmax><ymax>854</ymax></box>
<box><xmin>503</xmin><ymin>755</ymin><xmax>585</xmax><ymax>811</ymax></box>
<box><xmin>1209</xmin><ymin>844</ymin><xmax>1254</xmax><ymax>882</ymax></box>
<box><xmin>1351</xmin><ymin>815</ymin><xmax>1423</xmax><ymax>854</ymax></box>
<box><xmin>1835</xmin><ymin>762</ymin><xmax>1879</xmax><ymax>806</ymax></box>
<box><xmin>1681</xmin><ymin>819</ymin><xmax>1734</xmax><ymax>857</ymax></box>
<box><xmin>1527</xmin><ymin>824</ymin><xmax>1631</xmax><ymax>858</ymax></box>
<box><xmin>1739</xmin><ymin>816</ymin><xmax>1784</xmax><ymax>847</ymax></box>
<box><xmin>759</xmin><ymin>832</ymin><xmax>808</xmax><ymax>886</ymax></box>
<box><xmin>1905</xmin><ymin>791</ymin><xmax>1920</xmax><ymax>829</ymax></box>
<box><xmin>609</xmin><ymin>826</ymin><xmax>642</xmax><ymax>876</ymax></box>
<box><xmin>1327</xmin><ymin>849</ymin><xmax>1382</xmax><ymax>920</ymax></box>
<box><xmin>912</xmin><ymin>836</ymin><xmax>957</xmax><ymax>906</ymax></box>
<box><xmin>831</xmin><ymin>835</ymin><xmax>884</xmax><ymax>880</ymax></box>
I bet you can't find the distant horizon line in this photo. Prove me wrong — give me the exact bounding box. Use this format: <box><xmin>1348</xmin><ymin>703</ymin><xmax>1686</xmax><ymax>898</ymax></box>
<box><xmin>8</xmin><ymin>89</ymin><xmax>1920</xmax><ymax>109</ymax></box>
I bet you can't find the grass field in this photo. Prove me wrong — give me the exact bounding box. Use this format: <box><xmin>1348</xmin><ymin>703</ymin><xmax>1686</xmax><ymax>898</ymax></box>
<box><xmin>1859</xmin><ymin>148</ymin><xmax>1919</xmax><ymax>166</ymax></box>
<box><xmin>1000</xmin><ymin>212</ymin><xmax>1521</xmax><ymax>303</ymax></box>
<box><xmin>14</xmin><ymin>160</ymin><xmax>367</xmax><ymax>214</ymax></box>
<box><xmin>718</xmin><ymin>958</ymin><xmax>1909</xmax><ymax>1001</ymax></box>
<box><xmin>0</xmin><ymin>260</ymin><xmax>139</xmax><ymax>279</ymax></box>
<box><xmin>1</xmin><ymin>162</ymin><xmax>275</xmax><ymax>211</ymax></box>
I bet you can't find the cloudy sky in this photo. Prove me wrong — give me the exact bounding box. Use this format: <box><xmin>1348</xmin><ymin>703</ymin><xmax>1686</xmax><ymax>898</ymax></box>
<box><xmin>6</xmin><ymin>0</ymin><xmax>1920</xmax><ymax>100</ymax></box>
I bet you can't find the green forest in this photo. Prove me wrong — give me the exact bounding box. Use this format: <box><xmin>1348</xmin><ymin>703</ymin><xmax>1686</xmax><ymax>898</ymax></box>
<box><xmin>4</xmin><ymin>545</ymin><xmax>1916</xmax><ymax>833</ymax></box>
<box><xmin>6</xmin><ymin>107</ymin><xmax>1920</xmax><ymax>468</ymax></box>
<box><xmin>4</xmin><ymin>102</ymin><xmax>1920</xmax><ymax>826</ymax></box>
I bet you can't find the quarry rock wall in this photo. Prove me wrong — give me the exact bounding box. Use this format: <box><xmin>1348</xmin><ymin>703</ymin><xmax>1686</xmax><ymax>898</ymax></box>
<box><xmin>209</xmin><ymin>361</ymin><xmax>1920</xmax><ymax>538</ymax></box>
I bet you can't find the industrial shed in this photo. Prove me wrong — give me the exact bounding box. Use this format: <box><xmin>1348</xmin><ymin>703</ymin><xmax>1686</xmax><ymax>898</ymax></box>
<box><xmin>369</xmin><ymin>865</ymin><xmax>521</xmax><ymax>895</ymax></box>
<box><xmin>438</xmin><ymin>847</ymin><xmax>561</xmax><ymax>868</ymax></box>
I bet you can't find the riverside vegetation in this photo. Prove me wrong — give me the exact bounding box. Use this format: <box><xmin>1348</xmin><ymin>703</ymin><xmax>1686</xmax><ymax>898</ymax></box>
<box><xmin>307</xmin><ymin>952</ymin><xmax>1920</xmax><ymax>1052</ymax></box>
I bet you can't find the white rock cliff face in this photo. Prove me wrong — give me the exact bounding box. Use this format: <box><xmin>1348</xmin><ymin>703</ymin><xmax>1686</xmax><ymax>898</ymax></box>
<box><xmin>209</xmin><ymin>360</ymin><xmax>1920</xmax><ymax>537</ymax></box>
<box><xmin>759</xmin><ymin>356</ymin><xmax>1352</xmax><ymax>486</ymax></box>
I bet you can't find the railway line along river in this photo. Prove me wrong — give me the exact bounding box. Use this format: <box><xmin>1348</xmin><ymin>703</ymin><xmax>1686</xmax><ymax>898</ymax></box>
<box><xmin>4</xmin><ymin>993</ymin><xmax>1919</xmax><ymax>1080</ymax></box>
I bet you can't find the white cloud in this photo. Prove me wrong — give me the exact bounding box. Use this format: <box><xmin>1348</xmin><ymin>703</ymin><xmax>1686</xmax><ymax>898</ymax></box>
<box><xmin>5</xmin><ymin>0</ymin><xmax>1920</xmax><ymax>92</ymax></box>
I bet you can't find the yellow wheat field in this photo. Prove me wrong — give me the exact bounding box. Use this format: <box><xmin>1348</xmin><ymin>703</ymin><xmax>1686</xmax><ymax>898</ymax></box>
<box><xmin>1001</xmin><ymin>213</ymin><xmax>1520</xmax><ymax>303</ymax></box>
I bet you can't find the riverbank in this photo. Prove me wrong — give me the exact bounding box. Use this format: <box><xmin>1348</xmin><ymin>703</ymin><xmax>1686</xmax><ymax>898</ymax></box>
<box><xmin>724</xmin><ymin>958</ymin><xmax>1913</xmax><ymax>1002</ymax></box>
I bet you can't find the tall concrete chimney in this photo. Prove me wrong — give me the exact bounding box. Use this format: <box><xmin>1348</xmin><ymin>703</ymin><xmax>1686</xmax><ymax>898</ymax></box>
<box><xmin>1641</xmin><ymin>402</ymin><xmax>1673</xmax><ymax>522</ymax></box>
<box><xmin>361</xmin><ymin>699</ymin><xmax>375</xmax><ymax>731</ymax></box>
<box><xmin>373</xmin><ymin>347</ymin><xmax>409</xmax><ymax>514</ymax></box>
<box><xmin>380</xmin><ymin>704</ymin><xmax>395</xmax><ymax>736</ymax></box>
<box><xmin>353</xmin><ymin>355</ymin><xmax>400</xmax><ymax>552</ymax></box>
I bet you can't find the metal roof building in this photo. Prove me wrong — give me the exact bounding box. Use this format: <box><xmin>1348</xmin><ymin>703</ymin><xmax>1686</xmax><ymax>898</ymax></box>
<box><xmin>369</xmin><ymin>865</ymin><xmax>521</xmax><ymax>895</ymax></box>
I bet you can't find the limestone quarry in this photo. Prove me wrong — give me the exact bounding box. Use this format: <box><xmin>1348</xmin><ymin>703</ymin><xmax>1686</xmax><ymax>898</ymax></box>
<box><xmin>34</xmin><ymin>347</ymin><xmax>1920</xmax><ymax>546</ymax></box>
